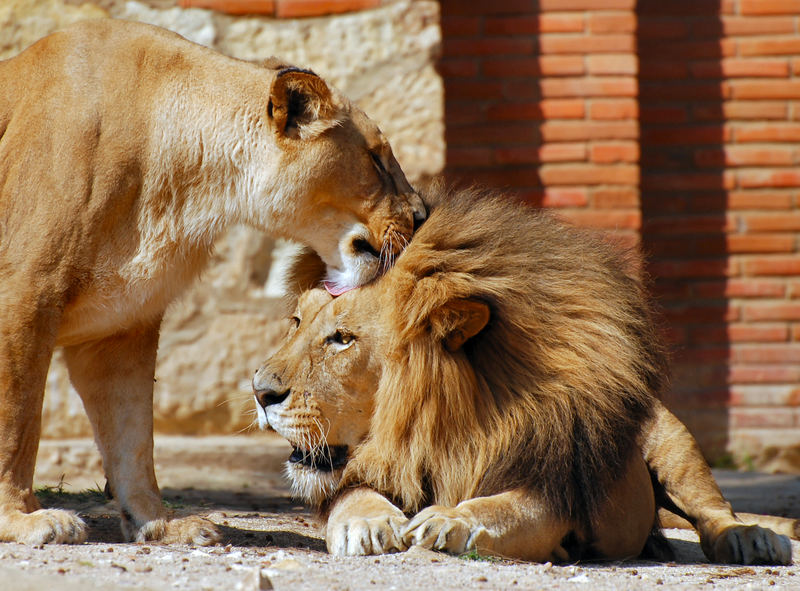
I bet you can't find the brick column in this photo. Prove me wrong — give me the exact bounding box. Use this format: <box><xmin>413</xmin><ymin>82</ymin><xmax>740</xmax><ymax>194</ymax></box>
<box><xmin>440</xmin><ymin>0</ymin><xmax>800</xmax><ymax>462</ymax></box>
<box><xmin>440</xmin><ymin>0</ymin><xmax>641</xmax><ymax>244</ymax></box>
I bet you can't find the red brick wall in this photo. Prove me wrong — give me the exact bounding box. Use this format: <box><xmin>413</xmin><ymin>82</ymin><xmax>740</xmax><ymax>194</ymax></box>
<box><xmin>440</xmin><ymin>0</ymin><xmax>800</xmax><ymax>461</ymax></box>
<box><xmin>441</xmin><ymin>0</ymin><xmax>641</xmax><ymax>246</ymax></box>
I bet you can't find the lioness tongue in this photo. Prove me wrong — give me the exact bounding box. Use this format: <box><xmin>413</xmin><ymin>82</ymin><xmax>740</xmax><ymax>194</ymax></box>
<box><xmin>323</xmin><ymin>281</ymin><xmax>356</xmax><ymax>297</ymax></box>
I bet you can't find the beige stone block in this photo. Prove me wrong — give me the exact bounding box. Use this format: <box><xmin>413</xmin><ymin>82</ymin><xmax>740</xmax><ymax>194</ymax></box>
<box><xmin>0</xmin><ymin>0</ymin><xmax>107</xmax><ymax>59</ymax></box>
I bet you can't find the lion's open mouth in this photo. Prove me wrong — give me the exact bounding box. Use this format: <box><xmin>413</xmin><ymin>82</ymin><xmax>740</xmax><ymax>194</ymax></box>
<box><xmin>289</xmin><ymin>445</ymin><xmax>349</xmax><ymax>472</ymax></box>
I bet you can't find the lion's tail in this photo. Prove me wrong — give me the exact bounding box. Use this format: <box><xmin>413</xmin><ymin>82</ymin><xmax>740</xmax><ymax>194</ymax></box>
<box><xmin>659</xmin><ymin>508</ymin><xmax>800</xmax><ymax>540</ymax></box>
<box><xmin>734</xmin><ymin>512</ymin><xmax>800</xmax><ymax>539</ymax></box>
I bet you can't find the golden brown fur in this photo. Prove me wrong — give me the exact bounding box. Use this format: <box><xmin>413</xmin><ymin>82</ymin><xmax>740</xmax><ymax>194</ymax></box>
<box><xmin>342</xmin><ymin>186</ymin><xmax>665</xmax><ymax>526</ymax></box>
<box><xmin>256</xmin><ymin>183</ymin><xmax>796</xmax><ymax>564</ymax></box>
<box><xmin>0</xmin><ymin>19</ymin><xmax>424</xmax><ymax>545</ymax></box>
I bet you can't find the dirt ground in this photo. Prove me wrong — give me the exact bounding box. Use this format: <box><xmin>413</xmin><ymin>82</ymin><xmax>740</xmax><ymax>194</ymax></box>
<box><xmin>2</xmin><ymin>434</ymin><xmax>800</xmax><ymax>590</ymax></box>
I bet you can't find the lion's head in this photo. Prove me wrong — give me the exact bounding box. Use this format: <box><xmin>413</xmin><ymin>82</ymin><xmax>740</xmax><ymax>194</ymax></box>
<box><xmin>260</xmin><ymin>61</ymin><xmax>425</xmax><ymax>291</ymax></box>
<box><xmin>254</xmin><ymin>184</ymin><xmax>667</xmax><ymax>526</ymax></box>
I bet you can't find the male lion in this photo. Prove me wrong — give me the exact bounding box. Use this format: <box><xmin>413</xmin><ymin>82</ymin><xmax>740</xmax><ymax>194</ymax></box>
<box><xmin>254</xmin><ymin>185</ymin><xmax>796</xmax><ymax>564</ymax></box>
<box><xmin>0</xmin><ymin>19</ymin><xmax>424</xmax><ymax>546</ymax></box>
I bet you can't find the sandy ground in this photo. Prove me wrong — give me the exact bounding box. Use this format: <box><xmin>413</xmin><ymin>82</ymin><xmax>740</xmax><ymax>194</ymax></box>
<box><xmin>2</xmin><ymin>433</ymin><xmax>799</xmax><ymax>590</ymax></box>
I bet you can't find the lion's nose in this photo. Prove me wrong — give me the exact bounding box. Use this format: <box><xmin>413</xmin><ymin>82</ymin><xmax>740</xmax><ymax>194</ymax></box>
<box><xmin>253</xmin><ymin>369</ymin><xmax>290</xmax><ymax>408</ymax></box>
<box><xmin>254</xmin><ymin>387</ymin><xmax>290</xmax><ymax>409</ymax></box>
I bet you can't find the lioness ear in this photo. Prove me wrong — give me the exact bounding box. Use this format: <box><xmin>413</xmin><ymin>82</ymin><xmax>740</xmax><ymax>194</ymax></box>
<box><xmin>268</xmin><ymin>67</ymin><xmax>338</xmax><ymax>139</ymax></box>
<box><xmin>433</xmin><ymin>299</ymin><xmax>490</xmax><ymax>352</ymax></box>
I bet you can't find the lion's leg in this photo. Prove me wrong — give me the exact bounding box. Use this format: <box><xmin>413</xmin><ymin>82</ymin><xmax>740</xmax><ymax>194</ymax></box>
<box><xmin>0</xmin><ymin>298</ymin><xmax>86</xmax><ymax>544</ymax></box>
<box><xmin>641</xmin><ymin>400</ymin><xmax>792</xmax><ymax>565</ymax></box>
<box><xmin>402</xmin><ymin>455</ymin><xmax>655</xmax><ymax>564</ymax></box>
<box><xmin>63</xmin><ymin>322</ymin><xmax>219</xmax><ymax>546</ymax></box>
<box><xmin>326</xmin><ymin>487</ymin><xmax>409</xmax><ymax>556</ymax></box>
<box><xmin>402</xmin><ymin>489</ymin><xmax>575</xmax><ymax>562</ymax></box>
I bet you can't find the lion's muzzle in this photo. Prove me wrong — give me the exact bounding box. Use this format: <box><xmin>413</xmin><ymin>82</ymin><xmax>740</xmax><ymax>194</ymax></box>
<box><xmin>289</xmin><ymin>445</ymin><xmax>349</xmax><ymax>473</ymax></box>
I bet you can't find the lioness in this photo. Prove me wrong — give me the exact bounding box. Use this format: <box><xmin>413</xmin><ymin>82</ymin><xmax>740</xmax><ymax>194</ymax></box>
<box><xmin>254</xmin><ymin>185</ymin><xmax>795</xmax><ymax>564</ymax></box>
<box><xmin>0</xmin><ymin>19</ymin><xmax>424</xmax><ymax>545</ymax></box>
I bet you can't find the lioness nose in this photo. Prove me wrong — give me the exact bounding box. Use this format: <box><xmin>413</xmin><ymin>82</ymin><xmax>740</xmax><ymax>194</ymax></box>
<box><xmin>409</xmin><ymin>193</ymin><xmax>427</xmax><ymax>231</ymax></box>
<box><xmin>254</xmin><ymin>387</ymin><xmax>290</xmax><ymax>409</ymax></box>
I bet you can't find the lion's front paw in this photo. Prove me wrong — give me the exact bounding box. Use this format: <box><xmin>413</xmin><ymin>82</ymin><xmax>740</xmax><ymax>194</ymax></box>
<box><xmin>704</xmin><ymin>524</ymin><xmax>792</xmax><ymax>565</ymax></box>
<box><xmin>327</xmin><ymin>513</ymin><xmax>408</xmax><ymax>556</ymax></box>
<box><xmin>0</xmin><ymin>508</ymin><xmax>87</xmax><ymax>545</ymax></box>
<box><xmin>126</xmin><ymin>516</ymin><xmax>220</xmax><ymax>546</ymax></box>
<box><xmin>402</xmin><ymin>506</ymin><xmax>485</xmax><ymax>556</ymax></box>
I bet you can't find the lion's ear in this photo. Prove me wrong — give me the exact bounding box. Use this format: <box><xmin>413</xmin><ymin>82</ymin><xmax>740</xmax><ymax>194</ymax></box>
<box><xmin>267</xmin><ymin>67</ymin><xmax>339</xmax><ymax>139</ymax></box>
<box><xmin>433</xmin><ymin>299</ymin><xmax>490</xmax><ymax>352</ymax></box>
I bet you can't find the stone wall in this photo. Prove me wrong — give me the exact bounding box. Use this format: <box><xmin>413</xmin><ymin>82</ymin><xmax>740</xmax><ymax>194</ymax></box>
<box><xmin>1</xmin><ymin>0</ymin><xmax>443</xmax><ymax>437</ymax></box>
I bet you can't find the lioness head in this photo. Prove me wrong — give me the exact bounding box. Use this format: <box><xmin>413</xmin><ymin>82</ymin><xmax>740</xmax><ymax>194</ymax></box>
<box><xmin>264</xmin><ymin>63</ymin><xmax>425</xmax><ymax>291</ymax></box>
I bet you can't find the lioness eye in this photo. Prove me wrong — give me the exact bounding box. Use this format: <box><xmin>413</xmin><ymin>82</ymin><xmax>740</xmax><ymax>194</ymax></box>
<box><xmin>370</xmin><ymin>152</ymin><xmax>386</xmax><ymax>174</ymax></box>
<box><xmin>291</xmin><ymin>316</ymin><xmax>300</xmax><ymax>328</ymax></box>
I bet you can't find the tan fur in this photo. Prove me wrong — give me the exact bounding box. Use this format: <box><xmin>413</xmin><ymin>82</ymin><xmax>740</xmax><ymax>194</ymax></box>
<box><xmin>255</xmin><ymin>183</ymin><xmax>796</xmax><ymax>564</ymax></box>
<box><xmin>0</xmin><ymin>19</ymin><xmax>424</xmax><ymax>545</ymax></box>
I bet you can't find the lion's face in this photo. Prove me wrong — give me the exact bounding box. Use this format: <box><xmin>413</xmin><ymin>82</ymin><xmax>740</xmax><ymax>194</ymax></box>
<box><xmin>253</xmin><ymin>287</ymin><xmax>385</xmax><ymax>504</ymax></box>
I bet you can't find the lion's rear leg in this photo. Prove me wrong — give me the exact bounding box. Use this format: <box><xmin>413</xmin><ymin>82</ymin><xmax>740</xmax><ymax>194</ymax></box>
<box><xmin>0</xmin><ymin>298</ymin><xmax>87</xmax><ymax>544</ymax></box>
<box><xmin>642</xmin><ymin>401</ymin><xmax>792</xmax><ymax>565</ymax></box>
<box><xmin>63</xmin><ymin>321</ymin><xmax>219</xmax><ymax>546</ymax></box>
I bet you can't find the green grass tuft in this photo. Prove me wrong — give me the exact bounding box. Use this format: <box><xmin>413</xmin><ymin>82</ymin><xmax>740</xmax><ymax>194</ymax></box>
<box><xmin>459</xmin><ymin>548</ymin><xmax>500</xmax><ymax>562</ymax></box>
<box><xmin>34</xmin><ymin>476</ymin><xmax>107</xmax><ymax>506</ymax></box>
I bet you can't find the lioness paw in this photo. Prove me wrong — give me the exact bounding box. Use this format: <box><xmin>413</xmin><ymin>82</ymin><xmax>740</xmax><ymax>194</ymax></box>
<box><xmin>163</xmin><ymin>516</ymin><xmax>221</xmax><ymax>546</ymax></box>
<box><xmin>403</xmin><ymin>506</ymin><xmax>485</xmax><ymax>556</ymax></box>
<box><xmin>0</xmin><ymin>508</ymin><xmax>87</xmax><ymax>545</ymax></box>
<box><xmin>707</xmin><ymin>524</ymin><xmax>792</xmax><ymax>566</ymax></box>
<box><xmin>327</xmin><ymin>514</ymin><xmax>408</xmax><ymax>556</ymax></box>
<box><xmin>127</xmin><ymin>516</ymin><xmax>220</xmax><ymax>546</ymax></box>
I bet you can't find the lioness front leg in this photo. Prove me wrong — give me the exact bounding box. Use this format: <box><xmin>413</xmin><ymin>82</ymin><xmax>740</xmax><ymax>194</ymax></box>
<box><xmin>0</xmin><ymin>296</ymin><xmax>86</xmax><ymax>544</ymax></box>
<box><xmin>326</xmin><ymin>488</ymin><xmax>409</xmax><ymax>556</ymax></box>
<box><xmin>63</xmin><ymin>323</ymin><xmax>219</xmax><ymax>545</ymax></box>
<box><xmin>642</xmin><ymin>401</ymin><xmax>792</xmax><ymax>565</ymax></box>
<box><xmin>402</xmin><ymin>490</ymin><xmax>575</xmax><ymax>562</ymax></box>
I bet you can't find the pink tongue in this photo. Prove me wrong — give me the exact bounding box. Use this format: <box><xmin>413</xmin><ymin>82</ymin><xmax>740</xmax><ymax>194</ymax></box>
<box><xmin>324</xmin><ymin>281</ymin><xmax>356</xmax><ymax>296</ymax></box>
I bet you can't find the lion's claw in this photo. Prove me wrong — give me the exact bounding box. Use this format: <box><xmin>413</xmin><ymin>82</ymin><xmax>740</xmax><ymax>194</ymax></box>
<box><xmin>327</xmin><ymin>513</ymin><xmax>408</xmax><ymax>556</ymax></box>
<box><xmin>403</xmin><ymin>506</ymin><xmax>485</xmax><ymax>555</ymax></box>
<box><xmin>705</xmin><ymin>524</ymin><xmax>792</xmax><ymax>566</ymax></box>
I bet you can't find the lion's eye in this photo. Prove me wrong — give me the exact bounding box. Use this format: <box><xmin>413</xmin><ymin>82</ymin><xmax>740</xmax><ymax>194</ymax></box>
<box><xmin>291</xmin><ymin>316</ymin><xmax>300</xmax><ymax>328</ymax></box>
<box><xmin>327</xmin><ymin>329</ymin><xmax>355</xmax><ymax>347</ymax></box>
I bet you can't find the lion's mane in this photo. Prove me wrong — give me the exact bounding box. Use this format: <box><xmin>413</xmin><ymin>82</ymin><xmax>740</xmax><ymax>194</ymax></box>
<box><xmin>337</xmin><ymin>183</ymin><xmax>668</xmax><ymax>529</ymax></box>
